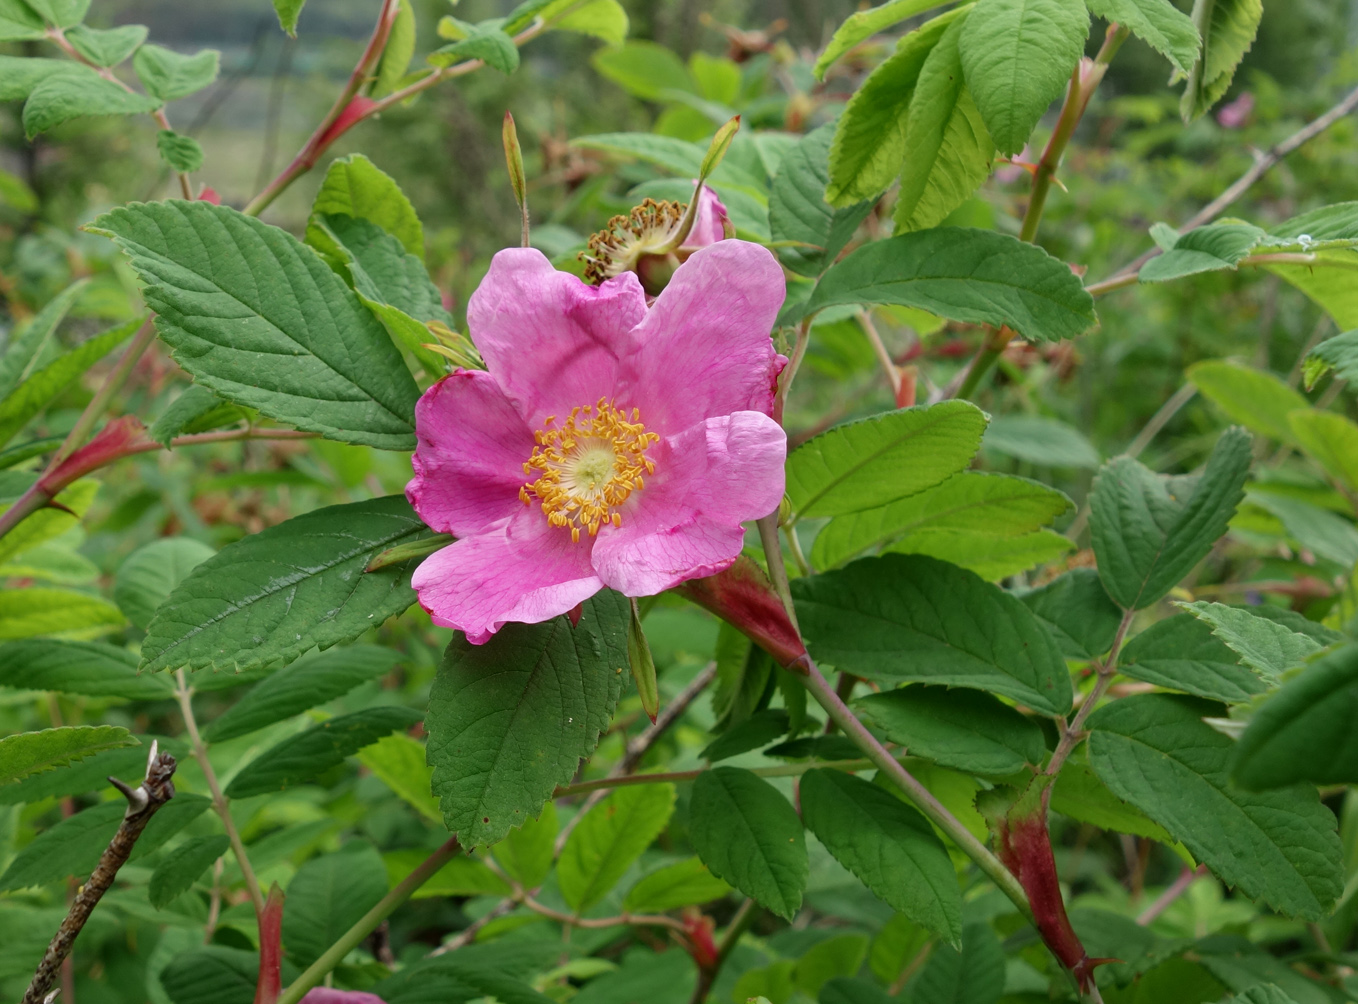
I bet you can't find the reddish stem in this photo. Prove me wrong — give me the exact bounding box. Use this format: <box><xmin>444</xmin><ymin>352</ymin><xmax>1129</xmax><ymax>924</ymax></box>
<box><xmin>254</xmin><ymin>884</ymin><xmax>285</xmax><ymax>1004</ymax></box>
<box><xmin>676</xmin><ymin>555</ymin><xmax>806</xmax><ymax>667</ymax></box>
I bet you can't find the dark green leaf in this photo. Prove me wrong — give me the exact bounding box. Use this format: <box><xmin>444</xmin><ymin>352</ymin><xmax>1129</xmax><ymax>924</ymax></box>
<box><xmin>765</xmin><ymin>734</ymin><xmax>861</xmax><ymax>760</ymax></box>
<box><xmin>856</xmin><ymin>685</ymin><xmax>1045</xmax><ymax>774</ymax></box>
<box><xmin>0</xmin><ymin>640</ymin><xmax>174</xmax><ymax>699</ymax></box>
<box><xmin>1117</xmin><ymin>613</ymin><xmax>1265</xmax><ymax>703</ymax></box>
<box><xmin>149</xmin><ymin>834</ymin><xmax>230</xmax><ymax>908</ymax></box>
<box><xmin>133</xmin><ymin>44</ymin><xmax>220</xmax><ymax>101</ymax></box>
<box><xmin>688</xmin><ymin>766</ymin><xmax>807</xmax><ymax>920</ymax></box>
<box><xmin>1018</xmin><ymin>568</ymin><xmax>1123</xmax><ymax>660</ymax></box>
<box><xmin>624</xmin><ymin>857</ymin><xmax>731</xmax><ymax>913</ymax></box>
<box><xmin>1179</xmin><ymin>601</ymin><xmax>1324</xmax><ymax>681</ymax></box>
<box><xmin>1087</xmin><ymin>693</ymin><xmax>1343</xmax><ymax>919</ymax></box>
<box><xmin>113</xmin><ymin>536</ymin><xmax>216</xmax><ymax>631</ymax></box>
<box><xmin>66</xmin><ymin>23</ymin><xmax>146</xmax><ymax>67</ymax></box>
<box><xmin>205</xmin><ymin>645</ymin><xmax>401</xmax><ymax>742</ymax></box>
<box><xmin>161</xmin><ymin>947</ymin><xmax>262</xmax><ymax>1004</ymax></box>
<box><xmin>139</xmin><ymin>496</ymin><xmax>430</xmax><ymax>674</ymax></box>
<box><xmin>0</xmin><ymin>725</ymin><xmax>136</xmax><ymax>784</ymax></box>
<box><xmin>1089</xmin><ymin>427</ymin><xmax>1252</xmax><ymax>610</ymax></box>
<box><xmin>427</xmin><ymin>591</ymin><xmax>628</xmax><ymax>846</ymax></box>
<box><xmin>313</xmin><ymin>214</ymin><xmax>449</xmax><ymax>324</ymax></box>
<box><xmin>225</xmin><ymin>705</ymin><xmax>421</xmax><ymax>798</ymax></box>
<box><xmin>771</xmin><ymin>123</ymin><xmax>872</xmax><ymax>277</ymax></box>
<box><xmin>1139</xmin><ymin>223</ymin><xmax>1270</xmax><ymax>282</ymax></box>
<box><xmin>702</xmin><ymin>708</ymin><xmax>790</xmax><ymax>761</ymax></box>
<box><xmin>801</xmin><ymin>768</ymin><xmax>961</xmax><ymax>944</ymax></box>
<box><xmin>821</xmin><ymin>977</ymin><xmax>896</xmax><ymax>1004</ymax></box>
<box><xmin>149</xmin><ymin>384</ymin><xmax>240</xmax><ymax>447</ymax></box>
<box><xmin>90</xmin><ymin>201</ymin><xmax>420</xmax><ymax>449</ymax></box>
<box><xmin>1085</xmin><ymin>0</ymin><xmax>1200</xmax><ymax>72</ymax></box>
<box><xmin>559</xmin><ymin>782</ymin><xmax>676</xmax><ymax>913</ymax></box>
<box><xmin>372</xmin><ymin>953</ymin><xmax>558</xmax><ymax>1004</ymax></box>
<box><xmin>0</xmin><ymin>744</ymin><xmax>171</xmax><ymax>805</ymax></box>
<box><xmin>156</xmin><ymin>129</ymin><xmax>204</xmax><ymax>172</ymax></box>
<box><xmin>794</xmin><ymin>554</ymin><xmax>1073</xmax><ymax>716</ymax></box>
<box><xmin>23</xmin><ymin>65</ymin><xmax>160</xmax><ymax>138</ymax></box>
<box><xmin>307</xmin><ymin>154</ymin><xmax>424</xmax><ymax>262</ymax></box>
<box><xmin>431</xmin><ymin>23</ymin><xmax>519</xmax><ymax>75</ymax></box>
<box><xmin>282</xmin><ymin>844</ymin><xmax>388</xmax><ymax>967</ymax></box>
<box><xmin>911</xmin><ymin>921</ymin><xmax>1005</xmax><ymax>1004</ymax></box>
<box><xmin>1180</xmin><ymin>0</ymin><xmax>1262</xmax><ymax>121</ymax></box>
<box><xmin>798</xmin><ymin>228</ymin><xmax>1097</xmax><ymax>343</ymax></box>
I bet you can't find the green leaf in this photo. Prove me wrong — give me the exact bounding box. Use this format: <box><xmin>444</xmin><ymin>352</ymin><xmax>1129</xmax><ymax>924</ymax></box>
<box><xmin>205</xmin><ymin>645</ymin><xmax>400</xmax><ymax>742</ymax></box>
<box><xmin>313</xmin><ymin>213</ymin><xmax>451</xmax><ymax>327</ymax></box>
<box><xmin>431</xmin><ymin>23</ymin><xmax>519</xmax><ymax>75</ymax></box>
<box><xmin>911</xmin><ymin>921</ymin><xmax>1005</xmax><ymax>1004</ymax></box>
<box><xmin>113</xmin><ymin>536</ymin><xmax>216</xmax><ymax>631</ymax></box>
<box><xmin>0</xmin><ymin>587</ymin><xmax>125</xmax><ymax>641</ymax></box>
<box><xmin>1303</xmin><ymin>328</ymin><xmax>1358</xmax><ymax>390</ymax></box>
<box><xmin>1118</xmin><ymin>613</ymin><xmax>1265</xmax><ymax>703</ymax></box>
<box><xmin>1186</xmin><ymin>360</ymin><xmax>1308</xmax><ymax>444</ymax></box>
<box><xmin>794</xmin><ymin>553</ymin><xmax>1074</xmax><ymax>716</ymax></box>
<box><xmin>0</xmin><ymin>55</ymin><xmax>71</xmax><ymax>101</ymax></box>
<box><xmin>0</xmin><ymin>725</ymin><xmax>136</xmax><ymax>785</ymax></box>
<box><xmin>357</xmin><ymin>732</ymin><xmax>441</xmax><ymax>822</ymax></box>
<box><xmin>273</xmin><ymin>0</ymin><xmax>304</xmax><ymax>34</ymax></box>
<box><xmin>1018</xmin><ymin>568</ymin><xmax>1124</xmax><ymax>660</ymax></box>
<box><xmin>149</xmin><ymin>834</ymin><xmax>230</xmax><ymax>908</ymax></box>
<box><xmin>281</xmin><ymin>844</ymin><xmax>388</xmax><ymax>967</ymax></box>
<box><xmin>702</xmin><ymin>709</ymin><xmax>790</xmax><ymax>762</ymax></box>
<box><xmin>148</xmin><ymin>385</ymin><xmax>240</xmax><ymax>447</ymax></box>
<box><xmin>812</xmin><ymin>472</ymin><xmax>1071</xmax><ymax>569</ymax></box>
<box><xmin>133</xmin><ymin>43</ymin><xmax>219</xmax><ymax>101</ymax></box>
<box><xmin>826</xmin><ymin>11</ymin><xmax>962</xmax><ymax>207</ymax></box>
<box><xmin>786</xmin><ymin>401</ymin><xmax>987</xmax><ymax>520</ymax></box>
<box><xmin>1139</xmin><ymin>223</ymin><xmax>1268</xmax><ymax>281</ymax></box>
<box><xmin>161</xmin><ymin>947</ymin><xmax>274</xmax><ymax>1004</ymax></box>
<box><xmin>815</xmin><ymin>0</ymin><xmax>949</xmax><ymax>79</ymax></box>
<box><xmin>0</xmin><ymin>478</ymin><xmax>95</xmax><ymax>567</ymax></box>
<box><xmin>688</xmin><ymin>766</ymin><xmax>807</xmax><ymax>920</ymax></box>
<box><xmin>308</xmin><ymin>154</ymin><xmax>424</xmax><ymax>261</ymax></box>
<box><xmin>66</xmin><ymin>23</ymin><xmax>146</xmax><ymax>67</ymax></box>
<box><xmin>490</xmin><ymin>802</ymin><xmax>558</xmax><ymax>889</ymax></box>
<box><xmin>427</xmin><ymin>591</ymin><xmax>629</xmax><ymax>846</ymax></box>
<box><xmin>1049</xmin><ymin>750</ymin><xmax>1174</xmax><ymax>841</ymax></box>
<box><xmin>0</xmin><ymin>640</ymin><xmax>173</xmax><ymax>700</ymax></box>
<box><xmin>856</xmin><ymin>686</ymin><xmax>1045</xmax><ymax>774</ymax></box>
<box><xmin>1250</xmin><ymin>491</ymin><xmax>1358</xmax><ymax>568</ymax></box>
<box><xmin>1227</xmin><ymin>989</ymin><xmax>1305</xmax><ymax>1004</ymax></box>
<box><xmin>982</xmin><ymin>414</ymin><xmax>1102</xmax><ymax>468</ymax></box>
<box><xmin>1085</xmin><ymin>0</ymin><xmax>1200</xmax><ymax>72</ymax></box>
<box><xmin>23</xmin><ymin>0</ymin><xmax>88</xmax><ymax>26</ymax></box>
<box><xmin>770</xmin><ymin>124</ymin><xmax>872</xmax><ymax>278</ymax></box>
<box><xmin>224</xmin><ymin>705</ymin><xmax>421</xmax><ymax>798</ymax></box>
<box><xmin>139</xmin><ymin>496</ymin><xmax>430</xmax><ymax>675</ymax></box>
<box><xmin>0</xmin><ymin>541</ymin><xmax>98</xmax><ymax>585</ymax></box>
<box><xmin>385</xmin><ymin>849</ymin><xmax>511</xmax><ymax>899</ymax></box>
<box><xmin>1178</xmin><ymin>601</ymin><xmax>1325</xmax><ymax>682</ymax></box>
<box><xmin>0</xmin><ymin>0</ymin><xmax>45</xmax><ymax>41</ymax></box>
<box><xmin>22</xmin><ymin>64</ymin><xmax>160</xmax><ymax>138</ymax></box>
<box><xmin>0</xmin><ymin>744</ymin><xmax>168</xmax><ymax>805</ymax></box>
<box><xmin>0</xmin><ymin>279</ymin><xmax>87</xmax><ymax>400</ymax></box>
<box><xmin>571</xmin><ymin>132</ymin><xmax>765</xmax><ymax>191</ymax></box>
<box><xmin>624</xmin><ymin>856</ymin><xmax>731</xmax><ymax>913</ymax></box>
<box><xmin>372</xmin><ymin>0</ymin><xmax>415</xmax><ymax>97</ymax></box>
<box><xmin>799</xmin><ymin>228</ymin><xmax>1097</xmax><ymax>343</ymax></box>
<box><xmin>1288</xmin><ymin>409</ymin><xmax>1358</xmax><ymax>493</ymax></box>
<box><xmin>1232</xmin><ymin>645</ymin><xmax>1358</xmax><ymax>790</ymax></box>
<box><xmin>156</xmin><ymin>130</ymin><xmax>203</xmax><ymax>173</ymax></box>
<box><xmin>91</xmin><ymin>201</ymin><xmax>420</xmax><ymax>449</ymax></box>
<box><xmin>1180</xmin><ymin>0</ymin><xmax>1261</xmax><ymax>121</ymax></box>
<box><xmin>822</xmin><ymin>977</ymin><xmax>896</xmax><ymax>1004</ymax></box>
<box><xmin>802</xmin><ymin>768</ymin><xmax>961</xmax><ymax>943</ymax></box>
<box><xmin>794</xmin><ymin>935</ymin><xmax>870</xmax><ymax>997</ymax></box>
<box><xmin>0</xmin><ymin>316</ymin><xmax>139</xmax><ymax>447</ymax></box>
<box><xmin>889</xmin><ymin>527</ymin><xmax>1073</xmax><ymax>580</ymax></box>
<box><xmin>590</xmin><ymin>40</ymin><xmax>695</xmax><ymax>101</ymax></box>
<box><xmin>559</xmin><ymin>782</ymin><xmax>676</xmax><ymax>913</ymax></box>
<box><xmin>536</xmin><ymin>0</ymin><xmax>628</xmax><ymax>45</ymax></box>
<box><xmin>1089</xmin><ymin>426</ymin><xmax>1252</xmax><ymax>610</ymax></box>
<box><xmin>1087</xmin><ymin>693</ymin><xmax>1343</xmax><ymax>919</ymax></box>
<box><xmin>894</xmin><ymin>15</ymin><xmax>995</xmax><ymax>233</ymax></box>
<box><xmin>1269</xmin><ymin>252</ymin><xmax>1358</xmax><ymax>330</ymax></box>
<box><xmin>958</xmin><ymin>0</ymin><xmax>1089</xmax><ymax>155</ymax></box>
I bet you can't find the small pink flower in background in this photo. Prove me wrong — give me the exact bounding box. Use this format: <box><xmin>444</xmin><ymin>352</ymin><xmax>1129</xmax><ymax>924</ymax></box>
<box><xmin>1217</xmin><ymin>92</ymin><xmax>1254</xmax><ymax>129</ymax></box>
<box><xmin>300</xmin><ymin>991</ymin><xmax>386</xmax><ymax>1004</ymax></box>
<box><xmin>406</xmin><ymin>239</ymin><xmax>787</xmax><ymax>643</ymax></box>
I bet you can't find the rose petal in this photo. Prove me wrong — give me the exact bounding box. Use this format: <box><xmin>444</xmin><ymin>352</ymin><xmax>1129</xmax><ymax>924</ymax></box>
<box><xmin>405</xmin><ymin>370</ymin><xmax>535</xmax><ymax>537</ymax></box>
<box><xmin>591</xmin><ymin>411</ymin><xmax>786</xmax><ymax>596</ymax></box>
<box><xmin>300</xmin><ymin>991</ymin><xmax>387</xmax><ymax>1004</ymax></box>
<box><xmin>617</xmin><ymin>241</ymin><xmax>785</xmax><ymax>437</ymax></box>
<box><xmin>467</xmin><ymin>248</ymin><xmax>648</xmax><ymax>426</ymax></box>
<box><xmin>684</xmin><ymin>184</ymin><xmax>730</xmax><ymax>248</ymax></box>
<box><xmin>412</xmin><ymin>508</ymin><xmax>603</xmax><ymax>644</ymax></box>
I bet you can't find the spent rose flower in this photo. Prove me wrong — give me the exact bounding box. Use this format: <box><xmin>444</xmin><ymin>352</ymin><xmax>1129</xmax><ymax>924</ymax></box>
<box><xmin>580</xmin><ymin>185</ymin><xmax>731</xmax><ymax>292</ymax></box>
<box><xmin>406</xmin><ymin>239</ymin><xmax>787</xmax><ymax>643</ymax></box>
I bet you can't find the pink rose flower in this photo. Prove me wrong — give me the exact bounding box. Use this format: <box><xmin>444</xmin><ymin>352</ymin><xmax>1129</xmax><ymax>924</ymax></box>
<box><xmin>300</xmin><ymin>991</ymin><xmax>386</xmax><ymax>1004</ymax></box>
<box><xmin>406</xmin><ymin>240</ymin><xmax>788</xmax><ymax>643</ymax></box>
<box><xmin>581</xmin><ymin>185</ymin><xmax>732</xmax><ymax>292</ymax></box>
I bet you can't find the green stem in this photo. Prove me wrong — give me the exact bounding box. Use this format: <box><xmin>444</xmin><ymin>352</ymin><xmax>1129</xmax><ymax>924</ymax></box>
<box><xmin>53</xmin><ymin>317</ymin><xmax>156</xmax><ymax>470</ymax></box>
<box><xmin>951</xmin><ymin>340</ymin><xmax>1006</xmax><ymax>402</ymax></box>
<box><xmin>277</xmin><ymin>837</ymin><xmax>461</xmax><ymax>1004</ymax></box>
<box><xmin>1043</xmin><ymin>608</ymin><xmax>1136</xmax><ymax>783</ymax></box>
<box><xmin>756</xmin><ymin>513</ymin><xmax>799</xmax><ymax>633</ymax></box>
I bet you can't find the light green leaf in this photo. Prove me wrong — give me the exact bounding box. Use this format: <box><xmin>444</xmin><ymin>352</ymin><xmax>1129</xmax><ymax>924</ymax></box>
<box><xmin>0</xmin><ymin>479</ymin><xmax>96</xmax><ymax>568</ymax></box>
<box><xmin>0</xmin><ymin>640</ymin><xmax>173</xmax><ymax>700</ymax></box>
<box><xmin>20</xmin><ymin>0</ymin><xmax>88</xmax><ymax>29</ymax></box>
<box><xmin>624</xmin><ymin>857</ymin><xmax>731</xmax><ymax>913</ymax></box>
<box><xmin>815</xmin><ymin>0</ymin><xmax>950</xmax><ymax>79</ymax></box>
<box><xmin>786</xmin><ymin>401</ymin><xmax>987</xmax><ymax>520</ymax></box>
<box><xmin>1181</xmin><ymin>0</ymin><xmax>1261</xmax><ymax>121</ymax></box>
<box><xmin>1050</xmin><ymin>749</ymin><xmax>1175</xmax><ymax>841</ymax></box>
<box><xmin>688</xmin><ymin>766</ymin><xmax>807</xmax><ymax>920</ymax></box>
<box><xmin>1288</xmin><ymin>409</ymin><xmax>1358</xmax><ymax>493</ymax></box>
<box><xmin>149</xmin><ymin>834</ymin><xmax>230</xmax><ymax>908</ymax></box>
<box><xmin>0</xmin><ymin>316</ymin><xmax>139</xmax><ymax>447</ymax></box>
<box><xmin>571</xmin><ymin>131</ymin><xmax>765</xmax><ymax>190</ymax></box>
<box><xmin>826</xmin><ymin>10</ymin><xmax>962</xmax><ymax>207</ymax></box>
<box><xmin>281</xmin><ymin>845</ymin><xmax>388</xmax><ymax>967</ymax></box>
<box><xmin>1303</xmin><ymin>328</ymin><xmax>1358</xmax><ymax>390</ymax></box>
<box><xmin>559</xmin><ymin>782</ymin><xmax>676</xmax><ymax>913</ymax></box>
<box><xmin>205</xmin><ymin>645</ymin><xmax>401</xmax><ymax>742</ymax></box>
<box><xmin>1017</xmin><ymin>568</ymin><xmax>1124</xmax><ymax>660</ymax></box>
<box><xmin>1139</xmin><ymin>222</ymin><xmax>1269</xmax><ymax>282</ymax></box>
<box><xmin>884</xmin><ymin>527</ymin><xmax>1073</xmax><ymax>580</ymax></box>
<box><xmin>431</xmin><ymin>23</ymin><xmax>519</xmax><ymax>75</ymax></box>
<box><xmin>1269</xmin><ymin>252</ymin><xmax>1358</xmax><ymax>330</ymax></box>
<box><xmin>112</xmin><ymin>536</ymin><xmax>215</xmax><ymax>631</ymax></box>
<box><xmin>384</xmin><ymin>849</ymin><xmax>510</xmax><ymax>899</ymax></box>
<box><xmin>1087</xmin><ymin>693</ymin><xmax>1343</xmax><ymax>919</ymax></box>
<box><xmin>133</xmin><ymin>44</ymin><xmax>219</xmax><ymax>101</ymax></box>
<box><xmin>91</xmin><ymin>201</ymin><xmax>420</xmax><ymax>449</ymax></box>
<box><xmin>372</xmin><ymin>0</ymin><xmax>415</xmax><ymax>98</ymax></box>
<box><xmin>0</xmin><ymin>0</ymin><xmax>44</xmax><ymax>41</ymax></box>
<box><xmin>66</xmin><ymin>23</ymin><xmax>146</xmax><ymax>67</ymax></box>
<box><xmin>490</xmin><ymin>802</ymin><xmax>558</xmax><ymax>889</ymax></box>
<box><xmin>225</xmin><ymin>705</ymin><xmax>421</xmax><ymax>798</ymax></box>
<box><xmin>794</xmin><ymin>553</ymin><xmax>1074</xmax><ymax>715</ymax></box>
<box><xmin>1085</xmin><ymin>0</ymin><xmax>1200</xmax><ymax>72</ymax></box>
<box><xmin>770</xmin><ymin>124</ymin><xmax>872</xmax><ymax>278</ymax></box>
<box><xmin>813</xmin><ymin>472</ymin><xmax>1071</xmax><ymax>570</ymax></box>
<box><xmin>982</xmin><ymin>414</ymin><xmax>1101</xmax><ymax>468</ymax></box>
<box><xmin>1089</xmin><ymin>427</ymin><xmax>1252</xmax><ymax>610</ymax></box>
<box><xmin>308</xmin><ymin>154</ymin><xmax>425</xmax><ymax>261</ymax></box>
<box><xmin>1187</xmin><ymin>360</ymin><xmax>1308</xmax><ymax>444</ymax></box>
<box><xmin>798</xmin><ymin>227</ymin><xmax>1097</xmax><ymax>343</ymax></box>
<box><xmin>0</xmin><ymin>725</ymin><xmax>136</xmax><ymax>785</ymax></box>
<box><xmin>1118</xmin><ymin>613</ymin><xmax>1265</xmax><ymax>703</ymax></box>
<box><xmin>894</xmin><ymin>15</ymin><xmax>995</xmax><ymax>233</ymax></box>
<box><xmin>1231</xmin><ymin>645</ymin><xmax>1358</xmax><ymax>790</ymax></box>
<box><xmin>958</xmin><ymin>0</ymin><xmax>1089</xmax><ymax>156</ymax></box>
<box><xmin>911</xmin><ymin>921</ymin><xmax>1005</xmax><ymax>1004</ymax></box>
<box><xmin>0</xmin><ymin>539</ymin><xmax>99</xmax><ymax>585</ymax></box>
<box><xmin>0</xmin><ymin>587</ymin><xmax>124</xmax><ymax>640</ymax></box>
<box><xmin>155</xmin><ymin>129</ymin><xmax>203</xmax><ymax>173</ymax></box>
<box><xmin>427</xmin><ymin>591</ymin><xmax>629</xmax><ymax>846</ymax></box>
<box><xmin>546</xmin><ymin>0</ymin><xmax>627</xmax><ymax>45</ymax></box>
<box><xmin>0</xmin><ymin>55</ymin><xmax>71</xmax><ymax>100</ymax></box>
<box><xmin>140</xmin><ymin>496</ymin><xmax>430</xmax><ymax>674</ymax></box>
<box><xmin>0</xmin><ymin>279</ymin><xmax>87</xmax><ymax>400</ymax></box>
<box><xmin>1250</xmin><ymin>491</ymin><xmax>1358</xmax><ymax>568</ymax></box>
<box><xmin>590</xmin><ymin>40</ymin><xmax>694</xmax><ymax>101</ymax></box>
<box><xmin>1178</xmin><ymin>601</ymin><xmax>1328</xmax><ymax>682</ymax></box>
<box><xmin>856</xmin><ymin>685</ymin><xmax>1045</xmax><ymax>774</ymax></box>
<box><xmin>273</xmin><ymin>0</ymin><xmax>304</xmax><ymax>35</ymax></box>
<box><xmin>357</xmin><ymin>732</ymin><xmax>440</xmax><ymax>822</ymax></box>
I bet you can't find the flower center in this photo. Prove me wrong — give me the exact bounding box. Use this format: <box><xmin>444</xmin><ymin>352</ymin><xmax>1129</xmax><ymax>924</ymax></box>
<box><xmin>521</xmin><ymin>399</ymin><xmax>660</xmax><ymax>542</ymax></box>
<box><xmin>580</xmin><ymin>198</ymin><xmax>686</xmax><ymax>285</ymax></box>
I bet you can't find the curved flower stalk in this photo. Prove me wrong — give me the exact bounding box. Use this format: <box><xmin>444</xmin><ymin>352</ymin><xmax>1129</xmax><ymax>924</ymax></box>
<box><xmin>405</xmin><ymin>240</ymin><xmax>787</xmax><ymax>643</ymax></box>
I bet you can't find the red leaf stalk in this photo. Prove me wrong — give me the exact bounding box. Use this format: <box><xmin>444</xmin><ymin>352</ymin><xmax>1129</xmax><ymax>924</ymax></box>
<box><xmin>254</xmin><ymin>883</ymin><xmax>286</xmax><ymax>1004</ymax></box>
<box><xmin>677</xmin><ymin>555</ymin><xmax>806</xmax><ymax>667</ymax></box>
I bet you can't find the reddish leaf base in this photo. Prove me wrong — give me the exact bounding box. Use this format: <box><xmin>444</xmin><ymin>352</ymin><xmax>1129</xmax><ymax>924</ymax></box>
<box><xmin>677</xmin><ymin>555</ymin><xmax>806</xmax><ymax>668</ymax></box>
<box><xmin>38</xmin><ymin>416</ymin><xmax>152</xmax><ymax>499</ymax></box>
<box><xmin>678</xmin><ymin>909</ymin><xmax>719</xmax><ymax>970</ymax></box>
<box><xmin>254</xmin><ymin>884</ymin><xmax>285</xmax><ymax>1004</ymax></box>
